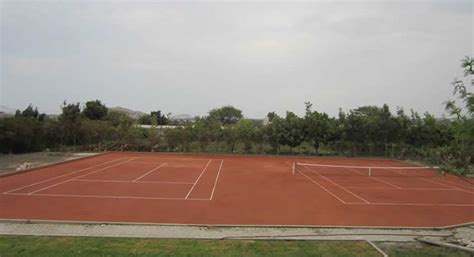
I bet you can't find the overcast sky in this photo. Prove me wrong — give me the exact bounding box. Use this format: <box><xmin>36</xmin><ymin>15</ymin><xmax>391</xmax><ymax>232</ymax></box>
<box><xmin>1</xmin><ymin>1</ymin><xmax>472</xmax><ymax>118</ymax></box>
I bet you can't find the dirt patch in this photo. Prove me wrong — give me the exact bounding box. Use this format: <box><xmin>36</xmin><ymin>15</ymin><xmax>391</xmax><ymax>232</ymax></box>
<box><xmin>0</xmin><ymin>152</ymin><xmax>99</xmax><ymax>175</ymax></box>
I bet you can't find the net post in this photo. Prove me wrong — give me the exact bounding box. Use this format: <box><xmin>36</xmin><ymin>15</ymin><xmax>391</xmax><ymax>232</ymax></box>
<box><xmin>292</xmin><ymin>162</ymin><xmax>296</xmax><ymax>175</ymax></box>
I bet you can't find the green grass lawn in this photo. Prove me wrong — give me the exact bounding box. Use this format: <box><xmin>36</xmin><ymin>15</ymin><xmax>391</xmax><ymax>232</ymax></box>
<box><xmin>0</xmin><ymin>236</ymin><xmax>470</xmax><ymax>257</ymax></box>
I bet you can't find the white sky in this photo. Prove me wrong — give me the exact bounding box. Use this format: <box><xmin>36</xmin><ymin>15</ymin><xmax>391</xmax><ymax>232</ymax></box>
<box><xmin>1</xmin><ymin>0</ymin><xmax>472</xmax><ymax>118</ymax></box>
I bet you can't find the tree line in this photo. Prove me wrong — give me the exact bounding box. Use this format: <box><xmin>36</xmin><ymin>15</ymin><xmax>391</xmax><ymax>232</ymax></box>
<box><xmin>0</xmin><ymin>57</ymin><xmax>472</xmax><ymax>174</ymax></box>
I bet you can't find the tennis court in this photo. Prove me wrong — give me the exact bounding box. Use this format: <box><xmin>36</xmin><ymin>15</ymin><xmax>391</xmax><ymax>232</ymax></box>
<box><xmin>0</xmin><ymin>152</ymin><xmax>473</xmax><ymax>228</ymax></box>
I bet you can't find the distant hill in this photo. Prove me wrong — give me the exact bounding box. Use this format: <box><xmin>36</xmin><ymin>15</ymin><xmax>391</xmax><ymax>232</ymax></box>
<box><xmin>0</xmin><ymin>105</ymin><xmax>16</xmax><ymax>114</ymax></box>
<box><xmin>110</xmin><ymin>106</ymin><xmax>147</xmax><ymax>119</ymax></box>
<box><xmin>0</xmin><ymin>105</ymin><xmax>16</xmax><ymax>117</ymax></box>
<box><xmin>170</xmin><ymin>114</ymin><xmax>195</xmax><ymax>121</ymax></box>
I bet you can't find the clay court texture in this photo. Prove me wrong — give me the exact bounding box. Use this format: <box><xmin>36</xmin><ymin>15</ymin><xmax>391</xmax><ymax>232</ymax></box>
<box><xmin>0</xmin><ymin>152</ymin><xmax>473</xmax><ymax>228</ymax></box>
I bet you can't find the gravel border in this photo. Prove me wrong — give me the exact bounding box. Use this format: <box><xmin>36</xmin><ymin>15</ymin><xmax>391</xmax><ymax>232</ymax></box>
<box><xmin>0</xmin><ymin>221</ymin><xmax>470</xmax><ymax>243</ymax></box>
<box><xmin>0</xmin><ymin>152</ymin><xmax>103</xmax><ymax>177</ymax></box>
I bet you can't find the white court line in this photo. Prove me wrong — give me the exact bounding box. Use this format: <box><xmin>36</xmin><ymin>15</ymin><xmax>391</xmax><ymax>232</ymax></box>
<box><xmin>2</xmin><ymin>157</ymin><xmax>128</xmax><ymax>194</ymax></box>
<box><xmin>347</xmin><ymin>168</ymin><xmax>402</xmax><ymax>189</ymax></box>
<box><xmin>304</xmin><ymin>166</ymin><xmax>370</xmax><ymax>204</ymax></box>
<box><xmin>209</xmin><ymin>160</ymin><xmax>224</xmax><ymax>200</ymax></box>
<box><xmin>367</xmin><ymin>240</ymin><xmax>388</xmax><ymax>257</ymax></box>
<box><xmin>386</xmin><ymin>169</ymin><xmax>474</xmax><ymax>195</ymax></box>
<box><xmin>5</xmin><ymin>192</ymin><xmax>210</xmax><ymax>201</ymax></box>
<box><xmin>297</xmin><ymin>170</ymin><xmax>348</xmax><ymax>204</ymax></box>
<box><xmin>128</xmin><ymin>161</ymin><xmax>207</xmax><ymax>165</ymax></box>
<box><xmin>73</xmin><ymin>179</ymin><xmax>193</xmax><ymax>185</ymax></box>
<box><xmin>420</xmin><ymin>178</ymin><xmax>474</xmax><ymax>195</ymax></box>
<box><xmin>132</xmin><ymin>157</ymin><xmax>211</xmax><ymax>161</ymax></box>
<box><xmin>27</xmin><ymin>158</ymin><xmax>136</xmax><ymax>195</ymax></box>
<box><xmin>368</xmin><ymin>177</ymin><xmax>402</xmax><ymax>189</ymax></box>
<box><xmin>345</xmin><ymin>187</ymin><xmax>459</xmax><ymax>191</ymax></box>
<box><xmin>4</xmin><ymin>191</ymin><xmax>471</xmax><ymax>206</ymax></box>
<box><xmin>296</xmin><ymin>162</ymin><xmax>436</xmax><ymax>170</ymax></box>
<box><xmin>430</xmin><ymin>177</ymin><xmax>474</xmax><ymax>189</ymax></box>
<box><xmin>345</xmin><ymin>187</ymin><xmax>395</xmax><ymax>190</ymax></box>
<box><xmin>133</xmin><ymin>163</ymin><xmax>167</xmax><ymax>182</ymax></box>
<box><xmin>390</xmin><ymin>169</ymin><xmax>409</xmax><ymax>175</ymax></box>
<box><xmin>185</xmin><ymin>159</ymin><xmax>212</xmax><ymax>199</ymax></box>
<box><xmin>295</xmin><ymin>162</ymin><xmax>471</xmax><ymax>206</ymax></box>
<box><xmin>347</xmin><ymin>202</ymin><xmax>474</xmax><ymax>207</ymax></box>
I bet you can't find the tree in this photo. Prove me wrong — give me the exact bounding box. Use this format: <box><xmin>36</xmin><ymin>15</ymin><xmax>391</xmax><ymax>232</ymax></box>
<box><xmin>341</xmin><ymin>109</ymin><xmax>368</xmax><ymax>156</ymax></box>
<box><xmin>440</xmin><ymin>56</ymin><xmax>474</xmax><ymax>174</ymax></box>
<box><xmin>83</xmin><ymin>100</ymin><xmax>108</xmax><ymax>120</ymax></box>
<box><xmin>116</xmin><ymin>113</ymin><xmax>134</xmax><ymax>145</ymax></box>
<box><xmin>58</xmin><ymin>101</ymin><xmax>82</xmax><ymax>149</ymax></box>
<box><xmin>192</xmin><ymin>118</ymin><xmax>211</xmax><ymax>151</ymax></box>
<box><xmin>263</xmin><ymin>114</ymin><xmax>284</xmax><ymax>153</ymax></box>
<box><xmin>266</xmin><ymin>112</ymin><xmax>277</xmax><ymax>122</ymax></box>
<box><xmin>280</xmin><ymin>112</ymin><xmax>305</xmax><ymax>153</ymax></box>
<box><xmin>391</xmin><ymin>107</ymin><xmax>411</xmax><ymax>158</ymax></box>
<box><xmin>208</xmin><ymin>106</ymin><xmax>243</xmax><ymax>124</ymax></box>
<box><xmin>236</xmin><ymin>119</ymin><xmax>255</xmax><ymax>152</ymax></box>
<box><xmin>0</xmin><ymin>117</ymin><xmax>39</xmax><ymax>153</ymax></box>
<box><xmin>81</xmin><ymin>119</ymin><xmax>113</xmax><ymax>150</ymax></box>
<box><xmin>104</xmin><ymin>110</ymin><xmax>123</xmax><ymax>127</ymax></box>
<box><xmin>221</xmin><ymin>125</ymin><xmax>238</xmax><ymax>153</ymax></box>
<box><xmin>304</xmin><ymin>102</ymin><xmax>334</xmax><ymax>153</ymax></box>
<box><xmin>252</xmin><ymin>125</ymin><xmax>266</xmax><ymax>153</ymax></box>
<box><xmin>147</xmin><ymin>114</ymin><xmax>160</xmax><ymax>151</ymax></box>
<box><xmin>0</xmin><ymin>94</ymin><xmax>469</xmax><ymax>167</ymax></box>
<box><xmin>139</xmin><ymin>111</ymin><xmax>169</xmax><ymax>125</ymax></box>
<box><xmin>138</xmin><ymin>114</ymin><xmax>152</xmax><ymax>125</ymax></box>
<box><xmin>138</xmin><ymin>110</ymin><xmax>171</xmax><ymax>125</ymax></box>
<box><xmin>16</xmin><ymin>104</ymin><xmax>39</xmax><ymax>119</ymax></box>
<box><xmin>182</xmin><ymin>125</ymin><xmax>194</xmax><ymax>152</ymax></box>
<box><xmin>163</xmin><ymin>127</ymin><xmax>186</xmax><ymax>151</ymax></box>
<box><xmin>39</xmin><ymin>119</ymin><xmax>59</xmax><ymax>149</ymax></box>
<box><xmin>151</xmin><ymin>110</ymin><xmax>169</xmax><ymax>125</ymax></box>
<box><xmin>446</xmin><ymin>56</ymin><xmax>473</xmax><ymax>118</ymax></box>
<box><xmin>0</xmin><ymin>105</ymin><xmax>46</xmax><ymax>153</ymax></box>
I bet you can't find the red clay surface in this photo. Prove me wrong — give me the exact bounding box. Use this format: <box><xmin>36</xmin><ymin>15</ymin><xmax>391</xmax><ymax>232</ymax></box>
<box><xmin>0</xmin><ymin>152</ymin><xmax>473</xmax><ymax>228</ymax></box>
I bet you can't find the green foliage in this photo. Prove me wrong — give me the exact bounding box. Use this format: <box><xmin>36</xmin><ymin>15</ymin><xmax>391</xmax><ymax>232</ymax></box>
<box><xmin>236</xmin><ymin>119</ymin><xmax>255</xmax><ymax>152</ymax></box>
<box><xmin>116</xmin><ymin>113</ymin><xmax>135</xmax><ymax>144</ymax></box>
<box><xmin>0</xmin><ymin>236</ymin><xmax>391</xmax><ymax>257</ymax></box>
<box><xmin>83</xmin><ymin>100</ymin><xmax>108</xmax><ymax>120</ymax></box>
<box><xmin>138</xmin><ymin>114</ymin><xmax>152</xmax><ymax>125</ymax></box>
<box><xmin>151</xmin><ymin>111</ymin><xmax>169</xmax><ymax>125</ymax></box>
<box><xmin>439</xmin><ymin>56</ymin><xmax>474</xmax><ymax>173</ymax></box>
<box><xmin>263</xmin><ymin>113</ymin><xmax>283</xmax><ymax>153</ymax></box>
<box><xmin>15</xmin><ymin>104</ymin><xmax>40</xmax><ymax>119</ymax></box>
<box><xmin>280</xmin><ymin>112</ymin><xmax>305</xmax><ymax>150</ymax></box>
<box><xmin>0</xmin><ymin>236</ymin><xmax>469</xmax><ymax>257</ymax></box>
<box><xmin>0</xmin><ymin>105</ymin><xmax>46</xmax><ymax>153</ymax></box>
<box><xmin>446</xmin><ymin>56</ymin><xmax>473</xmax><ymax>118</ymax></box>
<box><xmin>192</xmin><ymin>118</ymin><xmax>212</xmax><ymax>152</ymax></box>
<box><xmin>104</xmin><ymin>110</ymin><xmax>123</xmax><ymax>126</ymax></box>
<box><xmin>304</xmin><ymin>102</ymin><xmax>335</xmax><ymax>152</ymax></box>
<box><xmin>208</xmin><ymin>106</ymin><xmax>243</xmax><ymax>124</ymax></box>
<box><xmin>163</xmin><ymin>127</ymin><xmax>185</xmax><ymax>151</ymax></box>
<box><xmin>266</xmin><ymin>111</ymin><xmax>277</xmax><ymax>122</ymax></box>
<box><xmin>0</xmin><ymin>56</ymin><xmax>471</xmax><ymax>176</ymax></box>
<box><xmin>0</xmin><ymin>117</ymin><xmax>40</xmax><ymax>153</ymax></box>
<box><xmin>58</xmin><ymin>101</ymin><xmax>82</xmax><ymax>147</ymax></box>
<box><xmin>221</xmin><ymin>125</ymin><xmax>238</xmax><ymax>152</ymax></box>
<box><xmin>139</xmin><ymin>111</ymin><xmax>169</xmax><ymax>125</ymax></box>
<box><xmin>0</xmin><ymin>101</ymin><xmax>470</xmax><ymax>175</ymax></box>
<box><xmin>147</xmin><ymin>114</ymin><xmax>160</xmax><ymax>151</ymax></box>
<box><xmin>82</xmin><ymin>100</ymin><xmax>109</xmax><ymax>120</ymax></box>
<box><xmin>80</xmin><ymin>119</ymin><xmax>114</xmax><ymax>150</ymax></box>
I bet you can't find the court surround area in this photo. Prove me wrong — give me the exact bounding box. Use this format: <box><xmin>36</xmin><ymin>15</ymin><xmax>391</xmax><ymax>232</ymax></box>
<box><xmin>0</xmin><ymin>152</ymin><xmax>473</xmax><ymax>228</ymax></box>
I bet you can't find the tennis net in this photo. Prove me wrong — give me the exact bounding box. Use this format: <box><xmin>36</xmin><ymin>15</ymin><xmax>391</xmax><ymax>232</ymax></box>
<box><xmin>292</xmin><ymin>162</ymin><xmax>440</xmax><ymax>178</ymax></box>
